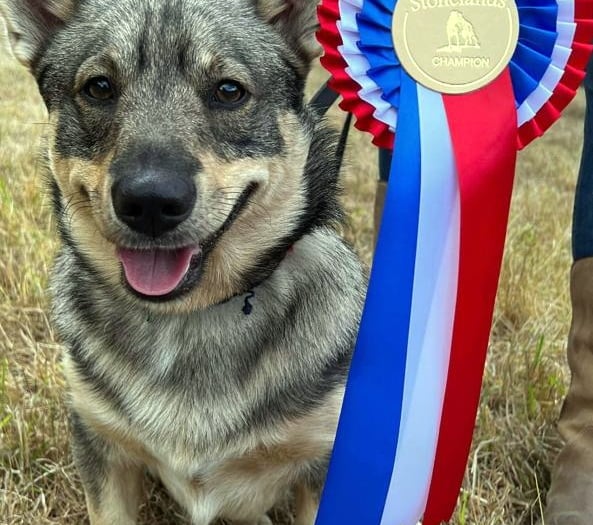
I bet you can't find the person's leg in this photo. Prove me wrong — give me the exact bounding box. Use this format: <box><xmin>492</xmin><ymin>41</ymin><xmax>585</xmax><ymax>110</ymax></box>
<box><xmin>545</xmin><ymin>56</ymin><xmax>593</xmax><ymax>525</ymax></box>
<box><xmin>572</xmin><ymin>56</ymin><xmax>593</xmax><ymax>261</ymax></box>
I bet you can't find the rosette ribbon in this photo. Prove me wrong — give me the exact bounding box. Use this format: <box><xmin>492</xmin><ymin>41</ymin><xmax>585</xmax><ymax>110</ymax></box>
<box><xmin>315</xmin><ymin>0</ymin><xmax>593</xmax><ymax>524</ymax></box>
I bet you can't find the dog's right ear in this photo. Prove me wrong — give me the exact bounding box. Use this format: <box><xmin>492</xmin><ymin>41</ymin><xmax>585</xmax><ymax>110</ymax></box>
<box><xmin>0</xmin><ymin>0</ymin><xmax>77</xmax><ymax>70</ymax></box>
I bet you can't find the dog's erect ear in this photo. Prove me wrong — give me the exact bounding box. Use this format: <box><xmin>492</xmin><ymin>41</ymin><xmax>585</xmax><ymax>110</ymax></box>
<box><xmin>254</xmin><ymin>0</ymin><xmax>322</xmax><ymax>72</ymax></box>
<box><xmin>0</xmin><ymin>0</ymin><xmax>77</xmax><ymax>69</ymax></box>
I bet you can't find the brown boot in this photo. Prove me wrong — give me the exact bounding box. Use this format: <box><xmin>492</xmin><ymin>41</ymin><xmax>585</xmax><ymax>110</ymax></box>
<box><xmin>374</xmin><ymin>180</ymin><xmax>387</xmax><ymax>246</ymax></box>
<box><xmin>546</xmin><ymin>258</ymin><xmax>593</xmax><ymax>524</ymax></box>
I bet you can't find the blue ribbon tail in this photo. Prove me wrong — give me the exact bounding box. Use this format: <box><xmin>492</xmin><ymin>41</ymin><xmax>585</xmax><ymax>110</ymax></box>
<box><xmin>316</xmin><ymin>73</ymin><xmax>421</xmax><ymax>525</ymax></box>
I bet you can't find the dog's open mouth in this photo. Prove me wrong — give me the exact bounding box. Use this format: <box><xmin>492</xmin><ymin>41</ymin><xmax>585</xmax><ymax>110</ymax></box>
<box><xmin>114</xmin><ymin>182</ymin><xmax>259</xmax><ymax>302</ymax></box>
<box><xmin>117</xmin><ymin>246</ymin><xmax>202</xmax><ymax>298</ymax></box>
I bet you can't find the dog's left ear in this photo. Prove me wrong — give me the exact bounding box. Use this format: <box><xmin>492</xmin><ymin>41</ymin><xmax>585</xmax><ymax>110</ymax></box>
<box><xmin>254</xmin><ymin>0</ymin><xmax>321</xmax><ymax>73</ymax></box>
<box><xmin>0</xmin><ymin>0</ymin><xmax>77</xmax><ymax>69</ymax></box>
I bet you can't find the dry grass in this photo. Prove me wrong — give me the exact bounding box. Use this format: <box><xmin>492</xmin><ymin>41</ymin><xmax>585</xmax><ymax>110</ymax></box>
<box><xmin>0</xmin><ymin>27</ymin><xmax>585</xmax><ymax>524</ymax></box>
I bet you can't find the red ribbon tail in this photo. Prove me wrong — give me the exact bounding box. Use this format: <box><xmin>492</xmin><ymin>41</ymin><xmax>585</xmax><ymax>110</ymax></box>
<box><xmin>423</xmin><ymin>69</ymin><xmax>517</xmax><ymax>525</ymax></box>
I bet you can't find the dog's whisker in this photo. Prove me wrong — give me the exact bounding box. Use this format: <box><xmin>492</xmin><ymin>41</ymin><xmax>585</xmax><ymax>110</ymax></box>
<box><xmin>211</xmin><ymin>197</ymin><xmax>274</xmax><ymax>221</ymax></box>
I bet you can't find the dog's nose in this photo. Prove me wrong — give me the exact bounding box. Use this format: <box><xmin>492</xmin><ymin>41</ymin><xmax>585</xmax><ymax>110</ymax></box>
<box><xmin>110</xmin><ymin>145</ymin><xmax>199</xmax><ymax>237</ymax></box>
<box><xmin>112</xmin><ymin>172</ymin><xmax>196</xmax><ymax>237</ymax></box>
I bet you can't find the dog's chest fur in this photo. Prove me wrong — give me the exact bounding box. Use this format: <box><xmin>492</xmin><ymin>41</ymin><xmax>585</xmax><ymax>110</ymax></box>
<box><xmin>51</xmin><ymin>228</ymin><xmax>364</xmax><ymax>517</ymax></box>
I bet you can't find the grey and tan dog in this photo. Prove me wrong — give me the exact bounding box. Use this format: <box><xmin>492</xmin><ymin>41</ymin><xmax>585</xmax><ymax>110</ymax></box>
<box><xmin>0</xmin><ymin>1</ymin><xmax>366</xmax><ymax>523</ymax></box>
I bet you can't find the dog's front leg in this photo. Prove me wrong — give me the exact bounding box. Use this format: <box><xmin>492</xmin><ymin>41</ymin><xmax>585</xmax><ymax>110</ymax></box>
<box><xmin>70</xmin><ymin>410</ymin><xmax>143</xmax><ymax>525</ymax></box>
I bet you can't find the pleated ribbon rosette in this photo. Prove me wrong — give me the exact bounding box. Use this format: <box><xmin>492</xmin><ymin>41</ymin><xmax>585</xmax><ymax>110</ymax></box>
<box><xmin>315</xmin><ymin>0</ymin><xmax>593</xmax><ymax>524</ymax></box>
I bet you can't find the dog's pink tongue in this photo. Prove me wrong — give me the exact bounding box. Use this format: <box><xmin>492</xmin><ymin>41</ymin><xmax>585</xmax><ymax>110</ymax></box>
<box><xmin>117</xmin><ymin>247</ymin><xmax>195</xmax><ymax>296</ymax></box>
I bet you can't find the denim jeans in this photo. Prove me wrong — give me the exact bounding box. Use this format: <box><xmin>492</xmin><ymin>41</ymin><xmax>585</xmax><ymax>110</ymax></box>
<box><xmin>573</xmin><ymin>56</ymin><xmax>593</xmax><ymax>261</ymax></box>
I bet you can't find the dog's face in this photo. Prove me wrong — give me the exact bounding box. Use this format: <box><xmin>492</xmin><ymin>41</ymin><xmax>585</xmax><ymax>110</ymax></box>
<box><xmin>1</xmin><ymin>0</ymin><xmax>324</xmax><ymax>311</ymax></box>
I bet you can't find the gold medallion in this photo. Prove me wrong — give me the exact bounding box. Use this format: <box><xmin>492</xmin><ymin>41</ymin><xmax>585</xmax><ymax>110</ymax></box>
<box><xmin>392</xmin><ymin>0</ymin><xmax>519</xmax><ymax>94</ymax></box>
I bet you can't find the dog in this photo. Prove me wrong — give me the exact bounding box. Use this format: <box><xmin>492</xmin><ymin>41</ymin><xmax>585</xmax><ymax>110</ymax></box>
<box><xmin>0</xmin><ymin>1</ymin><xmax>366</xmax><ymax>523</ymax></box>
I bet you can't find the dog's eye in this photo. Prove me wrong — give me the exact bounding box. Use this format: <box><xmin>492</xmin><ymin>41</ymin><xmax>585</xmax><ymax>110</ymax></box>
<box><xmin>213</xmin><ymin>81</ymin><xmax>247</xmax><ymax>107</ymax></box>
<box><xmin>83</xmin><ymin>76</ymin><xmax>115</xmax><ymax>101</ymax></box>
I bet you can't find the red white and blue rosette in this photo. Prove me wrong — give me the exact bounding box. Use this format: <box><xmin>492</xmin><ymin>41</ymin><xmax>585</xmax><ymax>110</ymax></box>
<box><xmin>315</xmin><ymin>1</ymin><xmax>593</xmax><ymax>525</ymax></box>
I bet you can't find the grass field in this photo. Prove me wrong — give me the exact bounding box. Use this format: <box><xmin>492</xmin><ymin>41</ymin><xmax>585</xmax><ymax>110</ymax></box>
<box><xmin>0</xmin><ymin>28</ymin><xmax>587</xmax><ymax>525</ymax></box>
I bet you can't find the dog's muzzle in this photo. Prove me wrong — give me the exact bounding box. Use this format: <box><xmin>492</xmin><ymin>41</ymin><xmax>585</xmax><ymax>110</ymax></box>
<box><xmin>110</xmin><ymin>144</ymin><xmax>201</xmax><ymax>298</ymax></box>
